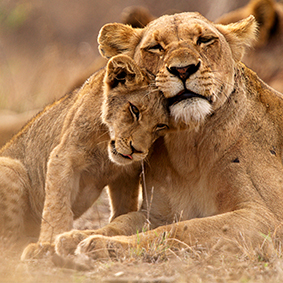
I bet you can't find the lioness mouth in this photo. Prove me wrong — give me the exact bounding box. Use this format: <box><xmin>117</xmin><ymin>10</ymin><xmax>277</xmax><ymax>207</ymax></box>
<box><xmin>168</xmin><ymin>89</ymin><xmax>210</xmax><ymax>106</ymax></box>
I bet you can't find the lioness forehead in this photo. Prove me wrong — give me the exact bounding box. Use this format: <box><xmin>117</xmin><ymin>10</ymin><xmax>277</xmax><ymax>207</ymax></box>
<box><xmin>143</xmin><ymin>12</ymin><xmax>218</xmax><ymax>41</ymax></box>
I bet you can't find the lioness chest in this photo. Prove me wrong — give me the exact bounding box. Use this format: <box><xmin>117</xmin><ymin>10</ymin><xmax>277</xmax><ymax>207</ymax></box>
<box><xmin>144</xmin><ymin>134</ymin><xmax>218</xmax><ymax>226</ymax></box>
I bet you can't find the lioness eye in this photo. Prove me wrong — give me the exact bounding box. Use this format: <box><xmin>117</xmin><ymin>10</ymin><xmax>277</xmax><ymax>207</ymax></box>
<box><xmin>148</xmin><ymin>44</ymin><xmax>164</xmax><ymax>53</ymax></box>
<box><xmin>155</xmin><ymin>124</ymin><xmax>169</xmax><ymax>131</ymax></box>
<box><xmin>197</xmin><ymin>36</ymin><xmax>215</xmax><ymax>45</ymax></box>
<box><xmin>129</xmin><ymin>103</ymin><xmax>140</xmax><ymax>120</ymax></box>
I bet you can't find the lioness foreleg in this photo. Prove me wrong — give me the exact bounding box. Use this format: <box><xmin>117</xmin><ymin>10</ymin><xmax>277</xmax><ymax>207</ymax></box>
<box><xmin>74</xmin><ymin>207</ymin><xmax>277</xmax><ymax>260</ymax></box>
<box><xmin>55</xmin><ymin>211</ymin><xmax>146</xmax><ymax>256</ymax></box>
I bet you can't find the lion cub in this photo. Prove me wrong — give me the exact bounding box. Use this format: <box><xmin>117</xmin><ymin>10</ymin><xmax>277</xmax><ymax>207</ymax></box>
<box><xmin>0</xmin><ymin>54</ymin><xmax>168</xmax><ymax>259</ymax></box>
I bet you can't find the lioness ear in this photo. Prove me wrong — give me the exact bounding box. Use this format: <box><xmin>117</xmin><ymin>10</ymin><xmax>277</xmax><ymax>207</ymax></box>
<box><xmin>216</xmin><ymin>15</ymin><xmax>258</xmax><ymax>61</ymax></box>
<box><xmin>98</xmin><ymin>23</ymin><xmax>144</xmax><ymax>59</ymax></box>
<box><xmin>105</xmin><ymin>54</ymin><xmax>144</xmax><ymax>90</ymax></box>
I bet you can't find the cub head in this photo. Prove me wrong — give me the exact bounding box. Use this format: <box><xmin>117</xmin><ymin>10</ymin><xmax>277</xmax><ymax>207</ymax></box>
<box><xmin>102</xmin><ymin>54</ymin><xmax>169</xmax><ymax>165</ymax></box>
<box><xmin>98</xmin><ymin>12</ymin><xmax>257</xmax><ymax>128</ymax></box>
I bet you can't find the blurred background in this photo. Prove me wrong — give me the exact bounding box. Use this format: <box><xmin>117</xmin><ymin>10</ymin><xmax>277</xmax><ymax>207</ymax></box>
<box><xmin>0</xmin><ymin>0</ymin><xmax>249</xmax><ymax>113</ymax></box>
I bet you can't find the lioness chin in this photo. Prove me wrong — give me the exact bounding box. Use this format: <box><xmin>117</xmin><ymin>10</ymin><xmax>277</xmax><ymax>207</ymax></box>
<box><xmin>56</xmin><ymin>12</ymin><xmax>283</xmax><ymax>260</ymax></box>
<box><xmin>0</xmin><ymin>55</ymin><xmax>168</xmax><ymax>259</ymax></box>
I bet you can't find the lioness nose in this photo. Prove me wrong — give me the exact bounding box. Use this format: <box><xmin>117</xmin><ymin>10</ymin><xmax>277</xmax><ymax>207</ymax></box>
<box><xmin>167</xmin><ymin>61</ymin><xmax>200</xmax><ymax>81</ymax></box>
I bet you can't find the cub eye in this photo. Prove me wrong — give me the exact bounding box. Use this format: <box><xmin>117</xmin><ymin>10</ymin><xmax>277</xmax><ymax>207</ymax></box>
<box><xmin>148</xmin><ymin>43</ymin><xmax>164</xmax><ymax>53</ymax></box>
<box><xmin>197</xmin><ymin>36</ymin><xmax>216</xmax><ymax>46</ymax></box>
<box><xmin>129</xmin><ymin>103</ymin><xmax>140</xmax><ymax>120</ymax></box>
<box><xmin>155</xmin><ymin>124</ymin><xmax>169</xmax><ymax>131</ymax></box>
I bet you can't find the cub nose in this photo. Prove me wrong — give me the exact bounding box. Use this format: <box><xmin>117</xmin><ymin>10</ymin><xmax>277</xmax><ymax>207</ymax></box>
<box><xmin>167</xmin><ymin>61</ymin><xmax>200</xmax><ymax>81</ymax></box>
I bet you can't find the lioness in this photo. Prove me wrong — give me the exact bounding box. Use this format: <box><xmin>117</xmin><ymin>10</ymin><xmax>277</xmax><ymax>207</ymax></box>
<box><xmin>0</xmin><ymin>55</ymin><xmax>168</xmax><ymax>259</ymax></box>
<box><xmin>55</xmin><ymin>12</ymin><xmax>283</xmax><ymax>259</ymax></box>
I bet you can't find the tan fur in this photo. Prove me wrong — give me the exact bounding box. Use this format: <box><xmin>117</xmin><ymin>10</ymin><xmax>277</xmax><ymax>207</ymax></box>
<box><xmin>216</xmin><ymin>0</ymin><xmax>283</xmax><ymax>92</ymax></box>
<box><xmin>0</xmin><ymin>55</ymin><xmax>168</xmax><ymax>259</ymax></box>
<box><xmin>56</xmin><ymin>12</ymin><xmax>283</xmax><ymax>260</ymax></box>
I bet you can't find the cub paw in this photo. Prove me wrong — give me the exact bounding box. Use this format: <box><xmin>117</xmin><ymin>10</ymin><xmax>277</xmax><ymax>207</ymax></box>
<box><xmin>55</xmin><ymin>230</ymin><xmax>89</xmax><ymax>256</ymax></box>
<box><xmin>21</xmin><ymin>242</ymin><xmax>55</xmax><ymax>260</ymax></box>
<box><xmin>75</xmin><ymin>235</ymin><xmax>128</xmax><ymax>260</ymax></box>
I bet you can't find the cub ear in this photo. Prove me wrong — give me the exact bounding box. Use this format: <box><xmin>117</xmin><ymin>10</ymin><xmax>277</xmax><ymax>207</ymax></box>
<box><xmin>104</xmin><ymin>54</ymin><xmax>144</xmax><ymax>90</ymax></box>
<box><xmin>216</xmin><ymin>15</ymin><xmax>258</xmax><ymax>61</ymax></box>
<box><xmin>98</xmin><ymin>23</ymin><xmax>144</xmax><ymax>59</ymax></box>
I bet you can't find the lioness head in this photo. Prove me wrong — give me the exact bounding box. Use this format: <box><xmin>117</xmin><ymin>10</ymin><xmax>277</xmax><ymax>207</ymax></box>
<box><xmin>98</xmin><ymin>12</ymin><xmax>257</xmax><ymax>127</ymax></box>
<box><xmin>102</xmin><ymin>54</ymin><xmax>169</xmax><ymax>165</ymax></box>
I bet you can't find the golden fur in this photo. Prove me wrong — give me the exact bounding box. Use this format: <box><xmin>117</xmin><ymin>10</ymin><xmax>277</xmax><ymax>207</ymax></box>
<box><xmin>55</xmin><ymin>12</ymin><xmax>283</xmax><ymax>260</ymax></box>
<box><xmin>0</xmin><ymin>55</ymin><xmax>168</xmax><ymax>259</ymax></box>
<box><xmin>216</xmin><ymin>0</ymin><xmax>283</xmax><ymax>92</ymax></box>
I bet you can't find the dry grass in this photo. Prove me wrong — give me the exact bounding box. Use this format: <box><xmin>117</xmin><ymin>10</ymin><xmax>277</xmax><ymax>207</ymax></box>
<box><xmin>2</xmin><ymin>226</ymin><xmax>283</xmax><ymax>283</ymax></box>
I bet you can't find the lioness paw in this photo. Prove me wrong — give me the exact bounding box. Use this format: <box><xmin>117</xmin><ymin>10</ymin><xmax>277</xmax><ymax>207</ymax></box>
<box><xmin>55</xmin><ymin>230</ymin><xmax>89</xmax><ymax>256</ymax></box>
<box><xmin>75</xmin><ymin>235</ymin><xmax>110</xmax><ymax>260</ymax></box>
<box><xmin>75</xmin><ymin>235</ymin><xmax>130</xmax><ymax>260</ymax></box>
<box><xmin>75</xmin><ymin>235</ymin><xmax>129</xmax><ymax>260</ymax></box>
<box><xmin>21</xmin><ymin>242</ymin><xmax>55</xmax><ymax>260</ymax></box>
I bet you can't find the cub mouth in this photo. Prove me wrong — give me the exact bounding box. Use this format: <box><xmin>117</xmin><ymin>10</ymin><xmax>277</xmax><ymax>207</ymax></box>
<box><xmin>168</xmin><ymin>89</ymin><xmax>211</xmax><ymax>106</ymax></box>
<box><xmin>110</xmin><ymin>140</ymin><xmax>133</xmax><ymax>160</ymax></box>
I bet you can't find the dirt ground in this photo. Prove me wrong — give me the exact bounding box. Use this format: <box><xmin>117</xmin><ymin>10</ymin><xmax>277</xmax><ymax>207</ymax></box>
<box><xmin>3</xmin><ymin>0</ymin><xmax>283</xmax><ymax>282</ymax></box>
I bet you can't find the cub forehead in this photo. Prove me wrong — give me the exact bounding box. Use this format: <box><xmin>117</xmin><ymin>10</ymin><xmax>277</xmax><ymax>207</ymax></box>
<box><xmin>141</xmin><ymin>12</ymin><xmax>221</xmax><ymax>45</ymax></box>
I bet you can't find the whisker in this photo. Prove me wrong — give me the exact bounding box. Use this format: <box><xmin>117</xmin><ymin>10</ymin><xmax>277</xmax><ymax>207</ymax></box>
<box><xmin>96</xmin><ymin>140</ymin><xmax>109</xmax><ymax>146</ymax></box>
<box><xmin>96</xmin><ymin>130</ymin><xmax>110</xmax><ymax>141</ymax></box>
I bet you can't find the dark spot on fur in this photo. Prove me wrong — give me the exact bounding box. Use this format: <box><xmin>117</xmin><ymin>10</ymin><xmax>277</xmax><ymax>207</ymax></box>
<box><xmin>183</xmin><ymin>225</ymin><xmax>188</xmax><ymax>231</ymax></box>
<box><xmin>214</xmin><ymin>143</ymin><xmax>220</xmax><ymax>152</ymax></box>
<box><xmin>222</xmin><ymin>225</ymin><xmax>229</xmax><ymax>233</ymax></box>
<box><xmin>255</xmin><ymin>126</ymin><xmax>263</xmax><ymax>133</ymax></box>
<box><xmin>270</xmin><ymin>146</ymin><xmax>276</xmax><ymax>156</ymax></box>
<box><xmin>232</xmin><ymin>157</ymin><xmax>240</xmax><ymax>163</ymax></box>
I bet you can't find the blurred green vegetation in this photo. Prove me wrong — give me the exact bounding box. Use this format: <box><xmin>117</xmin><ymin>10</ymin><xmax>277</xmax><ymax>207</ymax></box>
<box><xmin>0</xmin><ymin>3</ymin><xmax>32</xmax><ymax>30</ymax></box>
